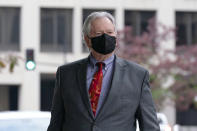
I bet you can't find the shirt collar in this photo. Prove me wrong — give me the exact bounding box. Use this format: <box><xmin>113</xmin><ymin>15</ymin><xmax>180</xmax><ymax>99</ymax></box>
<box><xmin>88</xmin><ymin>53</ymin><xmax>115</xmax><ymax>70</ymax></box>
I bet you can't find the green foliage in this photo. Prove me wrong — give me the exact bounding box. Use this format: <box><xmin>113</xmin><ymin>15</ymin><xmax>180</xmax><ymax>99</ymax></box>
<box><xmin>9</xmin><ymin>56</ymin><xmax>18</xmax><ymax>72</ymax></box>
<box><xmin>0</xmin><ymin>56</ymin><xmax>18</xmax><ymax>72</ymax></box>
<box><xmin>0</xmin><ymin>60</ymin><xmax>6</xmax><ymax>68</ymax></box>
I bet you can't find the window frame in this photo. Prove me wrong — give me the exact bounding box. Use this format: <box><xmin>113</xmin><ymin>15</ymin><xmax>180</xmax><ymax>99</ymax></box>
<box><xmin>40</xmin><ymin>8</ymin><xmax>73</xmax><ymax>53</ymax></box>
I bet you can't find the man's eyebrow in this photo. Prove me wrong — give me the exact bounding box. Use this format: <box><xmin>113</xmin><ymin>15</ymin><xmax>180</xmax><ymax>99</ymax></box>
<box><xmin>106</xmin><ymin>29</ymin><xmax>114</xmax><ymax>32</ymax></box>
<box><xmin>106</xmin><ymin>29</ymin><xmax>115</xmax><ymax>32</ymax></box>
<box><xmin>94</xmin><ymin>31</ymin><xmax>103</xmax><ymax>34</ymax></box>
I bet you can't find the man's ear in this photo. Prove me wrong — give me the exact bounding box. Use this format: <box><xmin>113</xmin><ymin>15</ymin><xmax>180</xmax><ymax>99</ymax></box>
<box><xmin>84</xmin><ymin>35</ymin><xmax>91</xmax><ymax>48</ymax></box>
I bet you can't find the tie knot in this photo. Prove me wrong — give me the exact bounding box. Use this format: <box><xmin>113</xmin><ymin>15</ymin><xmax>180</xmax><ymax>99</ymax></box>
<box><xmin>96</xmin><ymin>62</ymin><xmax>103</xmax><ymax>70</ymax></box>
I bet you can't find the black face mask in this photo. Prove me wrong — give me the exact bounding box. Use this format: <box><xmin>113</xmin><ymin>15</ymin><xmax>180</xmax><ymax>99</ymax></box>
<box><xmin>90</xmin><ymin>33</ymin><xmax>116</xmax><ymax>55</ymax></box>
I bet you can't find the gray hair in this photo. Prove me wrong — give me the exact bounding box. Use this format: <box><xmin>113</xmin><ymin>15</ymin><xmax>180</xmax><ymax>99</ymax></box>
<box><xmin>82</xmin><ymin>11</ymin><xmax>116</xmax><ymax>43</ymax></box>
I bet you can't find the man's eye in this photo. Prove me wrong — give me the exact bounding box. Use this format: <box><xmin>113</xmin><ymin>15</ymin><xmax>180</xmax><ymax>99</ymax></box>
<box><xmin>95</xmin><ymin>33</ymin><xmax>102</xmax><ymax>37</ymax></box>
<box><xmin>107</xmin><ymin>32</ymin><xmax>114</xmax><ymax>34</ymax></box>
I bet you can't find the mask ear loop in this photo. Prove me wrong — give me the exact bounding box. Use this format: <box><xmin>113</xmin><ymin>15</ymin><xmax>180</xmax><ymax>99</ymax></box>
<box><xmin>87</xmin><ymin>35</ymin><xmax>92</xmax><ymax>39</ymax></box>
<box><xmin>86</xmin><ymin>35</ymin><xmax>92</xmax><ymax>53</ymax></box>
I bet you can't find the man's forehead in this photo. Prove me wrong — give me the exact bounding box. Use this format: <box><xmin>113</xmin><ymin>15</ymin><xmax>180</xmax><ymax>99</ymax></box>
<box><xmin>91</xmin><ymin>17</ymin><xmax>112</xmax><ymax>25</ymax></box>
<box><xmin>90</xmin><ymin>17</ymin><xmax>114</xmax><ymax>31</ymax></box>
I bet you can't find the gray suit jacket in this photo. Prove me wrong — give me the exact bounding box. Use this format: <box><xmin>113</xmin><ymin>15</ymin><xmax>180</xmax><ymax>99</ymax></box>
<box><xmin>47</xmin><ymin>56</ymin><xmax>160</xmax><ymax>131</ymax></box>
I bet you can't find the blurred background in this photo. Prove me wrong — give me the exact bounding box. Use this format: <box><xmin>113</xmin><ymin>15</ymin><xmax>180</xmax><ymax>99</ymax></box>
<box><xmin>0</xmin><ymin>0</ymin><xmax>197</xmax><ymax>131</ymax></box>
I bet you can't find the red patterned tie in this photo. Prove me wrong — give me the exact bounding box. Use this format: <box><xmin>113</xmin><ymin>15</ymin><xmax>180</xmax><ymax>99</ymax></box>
<box><xmin>89</xmin><ymin>62</ymin><xmax>103</xmax><ymax>116</ymax></box>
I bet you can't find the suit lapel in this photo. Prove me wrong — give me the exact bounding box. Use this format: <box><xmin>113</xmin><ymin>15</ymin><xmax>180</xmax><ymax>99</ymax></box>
<box><xmin>77</xmin><ymin>58</ymin><xmax>95</xmax><ymax>119</ymax></box>
<box><xmin>95</xmin><ymin>56</ymin><xmax>127</xmax><ymax>120</ymax></box>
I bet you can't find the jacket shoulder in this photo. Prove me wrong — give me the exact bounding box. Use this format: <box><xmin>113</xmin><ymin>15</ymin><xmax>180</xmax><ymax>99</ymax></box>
<box><xmin>58</xmin><ymin>57</ymin><xmax>88</xmax><ymax>70</ymax></box>
<box><xmin>116</xmin><ymin>57</ymin><xmax>149</xmax><ymax>85</ymax></box>
<box><xmin>116</xmin><ymin>56</ymin><xmax>148</xmax><ymax>73</ymax></box>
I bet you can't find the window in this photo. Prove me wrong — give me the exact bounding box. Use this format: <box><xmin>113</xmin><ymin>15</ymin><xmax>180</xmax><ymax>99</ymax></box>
<box><xmin>41</xmin><ymin>8</ymin><xmax>73</xmax><ymax>52</ymax></box>
<box><xmin>176</xmin><ymin>12</ymin><xmax>197</xmax><ymax>46</ymax></box>
<box><xmin>176</xmin><ymin>106</ymin><xmax>197</xmax><ymax>125</ymax></box>
<box><xmin>125</xmin><ymin>10</ymin><xmax>156</xmax><ymax>36</ymax></box>
<box><xmin>40</xmin><ymin>74</ymin><xmax>55</xmax><ymax>111</ymax></box>
<box><xmin>82</xmin><ymin>9</ymin><xmax>115</xmax><ymax>52</ymax></box>
<box><xmin>0</xmin><ymin>85</ymin><xmax>19</xmax><ymax>111</ymax></box>
<box><xmin>0</xmin><ymin>8</ymin><xmax>20</xmax><ymax>51</ymax></box>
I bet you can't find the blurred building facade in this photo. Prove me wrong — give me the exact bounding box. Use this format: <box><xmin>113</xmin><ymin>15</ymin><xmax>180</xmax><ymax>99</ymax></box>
<box><xmin>0</xmin><ymin>0</ymin><xmax>197</xmax><ymax>130</ymax></box>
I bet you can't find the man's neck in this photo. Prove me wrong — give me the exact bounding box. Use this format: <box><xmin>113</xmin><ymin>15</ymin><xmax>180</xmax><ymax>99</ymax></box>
<box><xmin>91</xmin><ymin>51</ymin><xmax>114</xmax><ymax>62</ymax></box>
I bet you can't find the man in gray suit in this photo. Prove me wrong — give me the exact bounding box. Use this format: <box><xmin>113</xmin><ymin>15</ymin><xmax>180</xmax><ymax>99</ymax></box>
<box><xmin>47</xmin><ymin>11</ymin><xmax>160</xmax><ymax>131</ymax></box>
